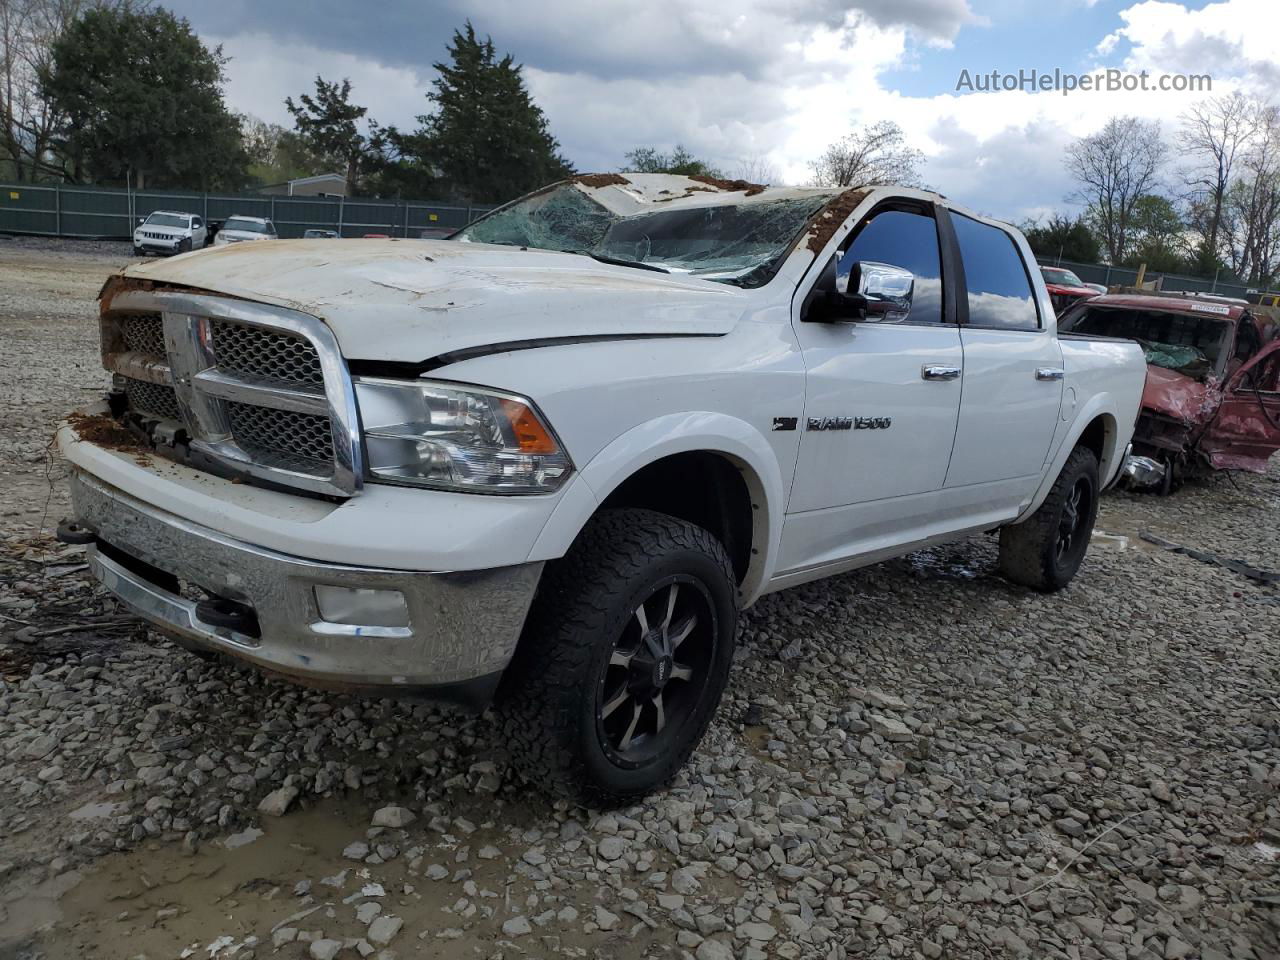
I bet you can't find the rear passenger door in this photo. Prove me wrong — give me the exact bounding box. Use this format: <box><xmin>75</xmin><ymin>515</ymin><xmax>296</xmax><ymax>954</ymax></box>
<box><xmin>941</xmin><ymin>209</ymin><xmax>1063</xmax><ymax>497</ymax></box>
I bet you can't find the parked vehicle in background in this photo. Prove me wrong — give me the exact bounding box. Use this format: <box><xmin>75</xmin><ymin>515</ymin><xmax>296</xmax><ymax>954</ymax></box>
<box><xmin>303</xmin><ymin>229</ymin><xmax>339</xmax><ymax>239</ymax></box>
<box><xmin>362</xmin><ymin>233</ymin><xmax>390</xmax><ymax>238</ymax></box>
<box><xmin>1083</xmin><ymin>282</ymin><xmax>1108</xmax><ymax>296</ymax></box>
<box><xmin>1040</xmin><ymin>266</ymin><xmax>1100</xmax><ymax>315</ymax></box>
<box><xmin>213</xmin><ymin>216</ymin><xmax>277</xmax><ymax>246</ymax></box>
<box><xmin>133</xmin><ymin>211</ymin><xmax>207</xmax><ymax>256</ymax></box>
<box><xmin>58</xmin><ymin>174</ymin><xmax>1146</xmax><ymax>801</ymax></box>
<box><xmin>1060</xmin><ymin>292</ymin><xmax>1280</xmax><ymax>492</ymax></box>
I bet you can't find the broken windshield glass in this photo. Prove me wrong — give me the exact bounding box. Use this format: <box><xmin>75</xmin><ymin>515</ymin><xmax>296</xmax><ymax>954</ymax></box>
<box><xmin>456</xmin><ymin>185</ymin><xmax>832</xmax><ymax>287</ymax></box>
<box><xmin>1060</xmin><ymin>305</ymin><xmax>1233</xmax><ymax>381</ymax></box>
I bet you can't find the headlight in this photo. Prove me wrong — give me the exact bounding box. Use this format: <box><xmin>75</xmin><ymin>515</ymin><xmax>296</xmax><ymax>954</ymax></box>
<box><xmin>355</xmin><ymin>378</ymin><xmax>572</xmax><ymax>494</ymax></box>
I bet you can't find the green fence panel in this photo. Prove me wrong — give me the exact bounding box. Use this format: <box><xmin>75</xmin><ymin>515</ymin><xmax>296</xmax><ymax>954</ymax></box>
<box><xmin>2</xmin><ymin>182</ymin><xmax>498</xmax><ymax>239</ymax></box>
<box><xmin>0</xmin><ymin>184</ymin><xmax>60</xmax><ymax>235</ymax></box>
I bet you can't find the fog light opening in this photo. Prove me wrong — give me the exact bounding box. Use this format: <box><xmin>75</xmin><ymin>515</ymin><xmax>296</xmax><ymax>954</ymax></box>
<box><xmin>314</xmin><ymin>585</ymin><xmax>410</xmax><ymax>629</ymax></box>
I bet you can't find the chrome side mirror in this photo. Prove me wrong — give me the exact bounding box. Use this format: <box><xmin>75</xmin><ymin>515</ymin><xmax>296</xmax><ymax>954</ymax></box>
<box><xmin>846</xmin><ymin>260</ymin><xmax>913</xmax><ymax>323</ymax></box>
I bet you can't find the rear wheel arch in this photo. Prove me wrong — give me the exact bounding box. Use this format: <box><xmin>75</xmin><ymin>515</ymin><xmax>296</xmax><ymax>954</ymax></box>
<box><xmin>1076</xmin><ymin>412</ymin><xmax>1119</xmax><ymax>478</ymax></box>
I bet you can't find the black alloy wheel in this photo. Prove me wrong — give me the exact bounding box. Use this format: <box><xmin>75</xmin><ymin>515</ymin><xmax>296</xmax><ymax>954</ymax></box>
<box><xmin>596</xmin><ymin>577</ymin><xmax>716</xmax><ymax>768</ymax></box>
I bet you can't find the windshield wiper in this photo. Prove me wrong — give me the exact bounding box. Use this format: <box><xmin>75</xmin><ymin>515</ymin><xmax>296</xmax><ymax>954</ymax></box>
<box><xmin>565</xmin><ymin>250</ymin><xmax>670</xmax><ymax>274</ymax></box>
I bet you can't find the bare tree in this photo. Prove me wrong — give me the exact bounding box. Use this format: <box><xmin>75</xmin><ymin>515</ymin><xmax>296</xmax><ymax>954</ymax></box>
<box><xmin>1221</xmin><ymin>103</ymin><xmax>1280</xmax><ymax>285</ymax></box>
<box><xmin>809</xmin><ymin>120</ymin><xmax>924</xmax><ymax>188</ymax></box>
<box><xmin>734</xmin><ymin>151</ymin><xmax>780</xmax><ymax>186</ymax></box>
<box><xmin>1</xmin><ymin>0</ymin><xmax>145</xmax><ymax>180</ymax></box>
<box><xmin>1064</xmin><ymin>116</ymin><xmax>1167</xmax><ymax>264</ymax></box>
<box><xmin>1178</xmin><ymin>92</ymin><xmax>1253</xmax><ymax>270</ymax></box>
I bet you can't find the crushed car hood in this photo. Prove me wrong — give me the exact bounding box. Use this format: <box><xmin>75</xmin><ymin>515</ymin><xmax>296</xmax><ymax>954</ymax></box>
<box><xmin>120</xmin><ymin>238</ymin><xmax>746</xmax><ymax>361</ymax></box>
<box><xmin>1141</xmin><ymin>365</ymin><xmax>1217</xmax><ymax>424</ymax></box>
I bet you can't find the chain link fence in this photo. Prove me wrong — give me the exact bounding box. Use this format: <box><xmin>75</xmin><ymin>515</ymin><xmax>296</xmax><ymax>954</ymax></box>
<box><xmin>0</xmin><ymin>182</ymin><xmax>496</xmax><ymax>239</ymax></box>
<box><xmin>1035</xmin><ymin>255</ymin><xmax>1262</xmax><ymax>301</ymax></box>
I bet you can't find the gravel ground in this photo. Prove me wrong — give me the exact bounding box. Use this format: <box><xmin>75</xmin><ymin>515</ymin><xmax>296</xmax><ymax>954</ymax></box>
<box><xmin>1</xmin><ymin>237</ymin><xmax>1277</xmax><ymax>960</ymax></box>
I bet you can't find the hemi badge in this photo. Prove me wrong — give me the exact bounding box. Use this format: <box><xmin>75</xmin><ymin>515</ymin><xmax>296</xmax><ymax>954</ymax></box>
<box><xmin>772</xmin><ymin>417</ymin><xmax>798</xmax><ymax>431</ymax></box>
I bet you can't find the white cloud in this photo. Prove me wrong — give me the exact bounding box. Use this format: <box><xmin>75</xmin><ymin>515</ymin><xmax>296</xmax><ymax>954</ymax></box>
<box><xmin>205</xmin><ymin>0</ymin><xmax>1273</xmax><ymax>222</ymax></box>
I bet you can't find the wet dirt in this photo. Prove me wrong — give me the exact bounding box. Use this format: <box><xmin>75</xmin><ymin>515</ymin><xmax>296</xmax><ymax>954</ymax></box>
<box><xmin>7</xmin><ymin>796</ymin><xmax>673</xmax><ymax>959</ymax></box>
<box><xmin>687</xmin><ymin>175</ymin><xmax>765</xmax><ymax>197</ymax></box>
<box><xmin>570</xmin><ymin>173</ymin><xmax>632</xmax><ymax>189</ymax></box>
<box><xmin>804</xmin><ymin>188</ymin><xmax>871</xmax><ymax>253</ymax></box>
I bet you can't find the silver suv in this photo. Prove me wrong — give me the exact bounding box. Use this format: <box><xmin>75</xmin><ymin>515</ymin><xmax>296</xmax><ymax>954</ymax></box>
<box><xmin>133</xmin><ymin>211</ymin><xmax>207</xmax><ymax>257</ymax></box>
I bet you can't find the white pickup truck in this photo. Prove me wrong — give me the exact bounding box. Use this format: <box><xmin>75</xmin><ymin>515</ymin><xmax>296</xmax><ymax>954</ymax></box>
<box><xmin>58</xmin><ymin>174</ymin><xmax>1146</xmax><ymax>801</ymax></box>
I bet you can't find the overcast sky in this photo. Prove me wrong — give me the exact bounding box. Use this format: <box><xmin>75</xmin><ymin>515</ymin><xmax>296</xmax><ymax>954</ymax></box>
<box><xmin>159</xmin><ymin>0</ymin><xmax>1275</xmax><ymax>222</ymax></box>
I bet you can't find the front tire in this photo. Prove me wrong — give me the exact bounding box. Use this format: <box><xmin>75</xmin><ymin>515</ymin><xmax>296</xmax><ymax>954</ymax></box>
<box><xmin>497</xmin><ymin>508</ymin><xmax>738</xmax><ymax>804</ymax></box>
<box><xmin>998</xmin><ymin>445</ymin><xmax>1099</xmax><ymax>592</ymax></box>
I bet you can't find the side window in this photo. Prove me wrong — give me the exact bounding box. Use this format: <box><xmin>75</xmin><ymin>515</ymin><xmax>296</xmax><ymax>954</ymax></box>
<box><xmin>192</xmin><ymin>217</ymin><xmax>202</xmax><ymax>228</ymax></box>
<box><xmin>838</xmin><ymin>208</ymin><xmax>944</xmax><ymax>324</ymax></box>
<box><xmin>952</xmin><ymin>213</ymin><xmax>1040</xmax><ymax>331</ymax></box>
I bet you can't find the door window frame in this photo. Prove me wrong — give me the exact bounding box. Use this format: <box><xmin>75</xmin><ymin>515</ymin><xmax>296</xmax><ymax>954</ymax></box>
<box><xmin>938</xmin><ymin>206</ymin><xmax>1045</xmax><ymax>333</ymax></box>
<box><xmin>798</xmin><ymin>198</ymin><xmax>961</xmax><ymax>328</ymax></box>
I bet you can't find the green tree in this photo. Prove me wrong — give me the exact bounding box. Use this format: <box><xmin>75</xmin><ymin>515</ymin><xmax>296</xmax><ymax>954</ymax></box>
<box><xmin>285</xmin><ymin>77</ymin><xmax>375</xmax><ymax>188</ymax></box>
<box><xmin>623</xmin><ymin>145</ymin><xmax>723</xmax><ymax>178</ymax></box>
<box><xmin>413</xmin><ymin>22</ymin><xmax>572</xmax><ymax>203</ymax></box>
<box><xmin>1022</xmin><ymin>213</ymin><xmax>1101</xmax><ymax>263</ymax></box>
<box><xmin>1124</xmin><ymin>194</ymin><xmax>1190</xmax><ymax>272</ymax></box>
<box><xmin>39</xmin><ymin>6</ymin><xmax>246</xmax><ymax>188</ymax></box>
<box><xmin>239</xmin><ymin>113</ymin><xmax>331</xmax><ymax>186</ymax></box>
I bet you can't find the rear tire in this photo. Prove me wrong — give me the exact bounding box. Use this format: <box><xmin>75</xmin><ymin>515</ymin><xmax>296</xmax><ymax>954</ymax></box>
<box><xmin>496</xmin><ymin>508</ymin><xmax>737</xmax><ymax>805</ymax></box>
<box><xmin>998</xmin><ymin>445</ymin><xmax>1099</xmax><ymax>592</ymax></box>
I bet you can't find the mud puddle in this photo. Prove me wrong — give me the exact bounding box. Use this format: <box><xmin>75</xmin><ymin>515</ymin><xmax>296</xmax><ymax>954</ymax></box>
<box><xmin>8</xmin><ymin>796</ymin><xmax>654</xmax><ymax>960</ymax></box>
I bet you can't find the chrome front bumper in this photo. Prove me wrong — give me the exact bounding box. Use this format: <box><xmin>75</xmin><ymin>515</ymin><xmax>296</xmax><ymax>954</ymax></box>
<box><xmin>67</xmin><ymin>471</ymin><xmax>543</xmax><ymax>701</ymax></box>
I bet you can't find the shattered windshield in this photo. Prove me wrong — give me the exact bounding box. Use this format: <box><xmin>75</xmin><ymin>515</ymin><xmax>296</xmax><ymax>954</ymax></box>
<box><xmin>456</xmin><ymin>184</ymin><xmax>833</xmax><ymax>286</ymax></box>
<box><xmin>1060</xmin><ymin>305</ymin><xmax>1233</xmax><ymax>380</ymax></box>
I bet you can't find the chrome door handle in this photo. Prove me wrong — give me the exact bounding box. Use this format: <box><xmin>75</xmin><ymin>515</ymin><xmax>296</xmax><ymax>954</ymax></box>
<box><xmin>921</xmin><ymin>364</ymin><xmax>961</xmax><ymax>381</ymax></box>
<box><xmin>1035</xmin><ymin>368</ymin><xmax>1065</xmax><ymax>381</ymax></box>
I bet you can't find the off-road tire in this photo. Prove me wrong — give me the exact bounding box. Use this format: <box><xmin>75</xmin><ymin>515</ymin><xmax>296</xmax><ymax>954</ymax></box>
<box><xmin>998</xmin><ymin>445</ymin><xmax>1099</xmax><ymax>592</ymax></box>
<box><xmin>496</xmin><ymin>508</ymin><xmax>737</xmax><ymax>805</ymax></box>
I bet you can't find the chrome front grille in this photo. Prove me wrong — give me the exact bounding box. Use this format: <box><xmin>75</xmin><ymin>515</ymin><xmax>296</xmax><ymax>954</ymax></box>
<box><xmin>100</xmin><ymin>291</ymin><xmax>362</xmax><ymax>497</ymax></box>
<box><xmin>121</xmin><ymin>314</ymin><xmax>166</xmax><ymax>359</ymax></box>
<box><xmin>123</xmin><ymin>377</ymin><xmax>181</xmax><ymax>421</ymax></box>
<box><xmin>227</xmin><ymin>401</ymin><xmax>334</xmax><ymax>467</ymax></box>
<box><xmin>210</xmin><ymin>321</ymin><xmax>324</xmax><ymax>386</ymax></box>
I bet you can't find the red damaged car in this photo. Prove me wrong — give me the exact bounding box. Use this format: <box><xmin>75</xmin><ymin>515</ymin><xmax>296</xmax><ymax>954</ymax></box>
<box><xmin>1059</xmin><ymin>293</ymin><xmax>1280</xmax><ymax>493</ymax></box>
<box><xmin>1040</xmin><ymin>266</ymin><xmax>1101</xmax><ymax>315</ymax></box>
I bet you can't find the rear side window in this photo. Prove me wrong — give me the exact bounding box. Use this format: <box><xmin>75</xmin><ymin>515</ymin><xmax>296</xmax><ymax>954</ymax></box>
<box><xmin>952</xmin><ymin>213</ymin><xmax>1039</xmax><ymax>331</ymax></box>
<box><xmin>838</xmin><ymin>208</ymin><xmax>944</xmax><ymax>324</ymax></box>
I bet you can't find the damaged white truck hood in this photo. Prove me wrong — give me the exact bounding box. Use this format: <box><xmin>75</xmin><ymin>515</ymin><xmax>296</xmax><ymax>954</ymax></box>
<box><xmin>121</xmin><ymin>239</ymin><xmax>748</xmax><ymax>362</ymax></box>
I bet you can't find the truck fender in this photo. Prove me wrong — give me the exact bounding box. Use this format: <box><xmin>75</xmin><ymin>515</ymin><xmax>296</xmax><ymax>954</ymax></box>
<box><xmin>526</xmin><ymin>411</ymin><xmax>785</xmax><ymax>604</ymax></box>
<box><xmin>1014</xmin><ymin>396</ymin><xmax>1124</xmax><ymax>523</ymax></box>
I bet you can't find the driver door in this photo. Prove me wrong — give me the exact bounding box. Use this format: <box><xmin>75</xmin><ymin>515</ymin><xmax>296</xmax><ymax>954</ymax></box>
<box><xmin>1200</xmin><ymin>341</ymin><xmax>1280</xmax><ymax>470</ymax></box>
<box><xmin>778</xmin><ymin>201</ymin><xmax>963</xmax><ymax>575</ymax></box>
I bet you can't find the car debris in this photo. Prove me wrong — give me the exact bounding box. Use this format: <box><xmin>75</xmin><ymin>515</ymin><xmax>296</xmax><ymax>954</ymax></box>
<box><xmin>1139</xmin><ymin>531</ymin><xmax>1280</xmax><ymax>585</ymax></box>
<box><xmin>1059</xmin><ymin>291</ymin><xmax>1280</xmax><ymax>491</ymax></box>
